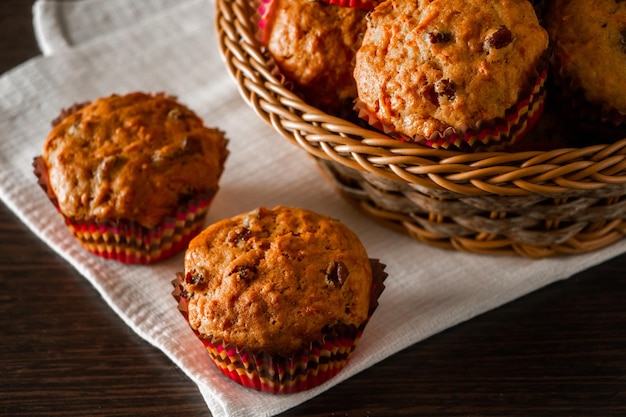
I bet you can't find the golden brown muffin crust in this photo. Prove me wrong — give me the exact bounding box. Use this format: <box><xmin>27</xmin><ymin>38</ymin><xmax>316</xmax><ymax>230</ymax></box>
<box><xmin>264</xmin><ymin>0</ymin><xmax>368</xmax><ymax>112</ymax></box>
<box><xmin>42</xmin><ymin>92</ymin><xmax>228</xmax><ymax>228</ymax></box>
<box><xmin>546</xmin><ymin>0</ymin><xmax>626</xmax><ymax>114</ymax></box>
<box><xmin>354</xmin><ymin>0</ymin><xmax>548</xmax><ymax>139</ymax></box>
<box><xmin>182</xmin><ymin>206</ymin><xmax>373</xmax><ymax>355</ymax></box>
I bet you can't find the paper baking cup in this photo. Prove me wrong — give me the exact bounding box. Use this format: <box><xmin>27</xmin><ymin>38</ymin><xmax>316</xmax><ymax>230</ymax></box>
<box><xmin>172</xmin><ymin>259</ymin><xmax>387</xmax><ymax>394</ymax></box>
<box><xmin>257</xmin><ymin>0</ymin><xmax>275</xmax><ymax>45</ymax></box>
<box><xmin>356</xmin><ymin>64</ymin><xmax>548</xmax><ymax>151</ymax></box>
<box><xmin>63</xmin><ymin>197</ymin><xmax>213</xmax><ymax>264</ymax></box>
<box><xmin>33</xmin><ymin>156</ymin><xmax>215</xmax><ymax>264</ymax></box>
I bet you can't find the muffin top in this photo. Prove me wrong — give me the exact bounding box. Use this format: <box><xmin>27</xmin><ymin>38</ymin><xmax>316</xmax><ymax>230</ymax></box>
<box><xmin>318</xmin><ymin>0</ymin><xmax>384</xmax><ymax>10</ymax></box>
<box><xmin>181</xmin><ymin>206</ymin><xmax>373</xmax><ymax>355</ymax></box>
<box><xmin>262</xmin><ymin>0</ymin><xmax>368</xmax><ymax>112</ymax></box>
<box><xmin>354</xmin><ymin>0</ymin><xmax>548</xmax><ymax>139</ymax></box>
<box><xmin>41</xmin><ymin>92</ymin><xmax>228</xmax><ymax>228</ymax></box>
<box><xmin>546</xmin><ymin>0</ymin><xmax>626</xmax><ymax>114</ymax></box>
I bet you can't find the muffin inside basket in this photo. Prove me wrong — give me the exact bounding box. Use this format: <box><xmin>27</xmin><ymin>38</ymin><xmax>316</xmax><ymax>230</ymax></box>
<box><xmin>215</xmin><ymin>0</ymin><xmax>626</xmax><ymax>257</ymax></box>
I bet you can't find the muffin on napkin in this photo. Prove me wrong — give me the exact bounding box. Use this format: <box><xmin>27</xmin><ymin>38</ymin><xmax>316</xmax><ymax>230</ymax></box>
<box><xmin>545</xmin><ymin>0</ymin><xmax>626</xmax><ymax>142</ymax></box>
<box><xmin>34</xmin><ymin>92</ymin><xmax>229</xmax><ymax>264</ymax></box>
<box><xmin>353</xmin><ymin>0</ymin><xmax>549</xmax><ymax>150</ymax></box>
<box><xmin>172</xmin><ymin>205</ymin><xmax>387</xmax><ymax>394</ymax></box>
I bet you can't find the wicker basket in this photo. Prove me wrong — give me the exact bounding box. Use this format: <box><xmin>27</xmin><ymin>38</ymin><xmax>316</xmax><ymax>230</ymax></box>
<box><xmin>215</xmin><ymin>0</ymin><xmax>626</xmax><ymax>257</ymax></box>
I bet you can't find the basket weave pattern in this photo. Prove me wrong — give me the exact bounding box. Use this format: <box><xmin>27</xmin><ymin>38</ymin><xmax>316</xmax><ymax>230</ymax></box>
<box><xmin>215</xmin><ymin>0</ymin><xmax>626</xmax><ymax>257</ymax></box>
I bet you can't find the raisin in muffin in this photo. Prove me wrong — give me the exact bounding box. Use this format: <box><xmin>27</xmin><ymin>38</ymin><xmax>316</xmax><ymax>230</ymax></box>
<box><xmin>546</xmin><ymin>0</ymin><xmax>626</xmax><ymax>142</ymax></box>
<box><xmin>354</xmin><ymin>0</ymin><xmax>549</xmax><ymax>150</ymax></box>
<box><xmin>173</xmin><ymin>205</ymin><xmax>386</xmax><ymax>393</ymax></box>
<box><xmin>260</xmin><ymin>0</ymin><xmax>368</xmax><ymax>115</ymax></box>
<box><xmin>34</xmin><ymin>92</ymin><xmax>229</xmax><ymax>264</ymax></box>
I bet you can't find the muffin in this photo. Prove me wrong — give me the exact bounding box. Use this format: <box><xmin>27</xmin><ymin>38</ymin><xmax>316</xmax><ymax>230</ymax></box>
<box><xmin>259</xmin><ymin>0</ymin><xmax>368</xmax><ymax>115</ymax></box>
<box><xmin>317</xmin><ymin>0</ymin><xmax>383</xmax><ymax>10</ymax></box>
<box><xmin>353</xmin><ymin>0</ymin><xmax>549</xmax><ymax>150</ymax></box>
<box><xmin>172</xmin><ymin>205</ymin><xmax>386</xmax><ymax>394</ymax></box>
<box><xmin>545</xmin><ymin>0</ymin><xmax>626</xmax><ymax>142</ymax></box>
<box><xmin>33</xmin><ymin>92</ymin><xmax>229</xmax><ymax>264</ymax></box>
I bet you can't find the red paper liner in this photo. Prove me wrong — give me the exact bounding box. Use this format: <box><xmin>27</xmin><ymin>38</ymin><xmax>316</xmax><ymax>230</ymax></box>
<box><xmin>172</xmin><ymin>259</ymin><xmax>387</xmax><ymax>394</ymax></box>
<box><xmin>64</xmin><ymin>197</ymin><xmax>213</xmax><ymax>264</ymax></box>
<box><xmin>33</xmin><ymin>156</ymin><xmax>215</xmax><ymax>264</ymax></box>
<box><xmin>257</xmin><ymin>0</ymin><xmax>276</xmax><ymax>45</ymax></box>
<box><xmin>355</xmin><ymin>61</ymin><xmax>549</xmax><ymax>151</ymax></box>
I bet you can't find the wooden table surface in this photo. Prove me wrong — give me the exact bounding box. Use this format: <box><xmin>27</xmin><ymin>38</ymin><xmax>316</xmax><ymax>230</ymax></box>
<box><xmin>2</xmin><ymin>1</ymin><xmax>626</xmax><ymax>416</ymax></box>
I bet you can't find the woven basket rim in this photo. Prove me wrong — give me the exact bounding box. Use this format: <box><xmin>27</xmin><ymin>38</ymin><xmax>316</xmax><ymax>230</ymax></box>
<box><xmin>215</xmin><ymin>0</ymin><xmax>626</xmax><ymax>198</ymax></box>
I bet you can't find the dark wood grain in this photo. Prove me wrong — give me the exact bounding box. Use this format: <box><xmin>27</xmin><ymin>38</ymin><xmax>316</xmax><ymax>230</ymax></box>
<box><xmin>1</xmin><ymin>1</ymin><xmax>626</xmax><ymax>416</ymax></box>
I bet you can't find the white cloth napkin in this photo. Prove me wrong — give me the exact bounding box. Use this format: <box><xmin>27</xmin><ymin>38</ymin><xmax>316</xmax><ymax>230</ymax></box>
<box><xmin>0</xmin><ymin>0</ymin><xmax>623</xmax><ymax>415</ymax></box>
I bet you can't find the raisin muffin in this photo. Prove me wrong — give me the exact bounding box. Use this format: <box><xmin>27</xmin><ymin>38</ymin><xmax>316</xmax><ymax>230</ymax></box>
<box><xmin>259</xmin><ymin>0</ymin><xmax>368</xmax><ymax>115</ymax></box>
<box><xmin>173</xmin><ymin>205</ymin><xmax>386</xmax><ymax>393</ymax></box>
<box><xmin>34</xmin><ymin>92</ymin><xmax>229</xmax><ymax>264</ymax></box>
<box><xmin>545</xmin><ymin>0</ymin><xmax>626</xmax><ymax>142</ymax></box>
<box><xmin>317</xmin><ymin>0</ymin><xmax>383</xmax><ymax>10</ymax></box>
<box><xmin>354</xmin><ymin>0</ymin><xmax>549</xmax><ymax>150</ymax></box>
